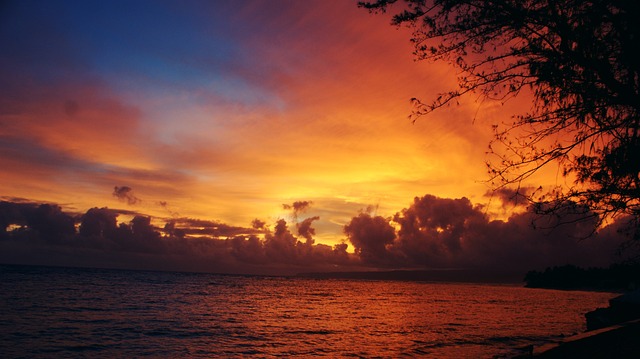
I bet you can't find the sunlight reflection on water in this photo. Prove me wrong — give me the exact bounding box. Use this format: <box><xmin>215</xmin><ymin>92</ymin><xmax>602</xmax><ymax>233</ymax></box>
<box><xmin>0</xmin><ymin>265</ymin><xmax>616</xmax><ymax>358</ymax></box>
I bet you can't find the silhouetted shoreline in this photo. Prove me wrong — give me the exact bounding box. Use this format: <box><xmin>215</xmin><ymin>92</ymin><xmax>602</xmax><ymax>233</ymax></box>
<box><xmin>532</xmin><ymin>319</ymin><xmax>640</xmax><ymax>358</ymax></box>
<box><xmin>524</xmin><ymin>263</ymin><xmax>640</xmax><ymax>292</ymax></box>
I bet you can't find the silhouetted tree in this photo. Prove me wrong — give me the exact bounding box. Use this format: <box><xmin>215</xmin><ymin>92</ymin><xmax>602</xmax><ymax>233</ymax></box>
<box><xmin>524</xmin><ymin>263</ymin><xmax>640</xmax><ymax>290</ymax></box>
<box><xmin>360</xmin><ymin>1</ymin><xmax>640</xmax><ymax>238</ymax></box>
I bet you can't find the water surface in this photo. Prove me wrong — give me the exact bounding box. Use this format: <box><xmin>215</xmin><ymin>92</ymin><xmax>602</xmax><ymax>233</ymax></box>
<box><xmin>0</xmin><ymin>265</ymin><xmax>615</xmax><ymax>358</ymax></box>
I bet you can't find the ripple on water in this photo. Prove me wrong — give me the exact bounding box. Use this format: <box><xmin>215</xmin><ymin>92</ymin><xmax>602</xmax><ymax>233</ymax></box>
<box><xmin>0</xmin><ymin>265</ymin><xmax>617</xmax><ymax>358</ymax></box>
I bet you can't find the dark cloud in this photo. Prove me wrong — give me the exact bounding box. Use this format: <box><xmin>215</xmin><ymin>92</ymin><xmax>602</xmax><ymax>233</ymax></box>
<box><xmin>0</xmin><ymin>200</ymin><xmax>37</xmax><ymax>228</ymax></box>
<box><xmin>79</xmin><ymin>207</ymin><xmax>118</xmax><ymax>238</ymax></box>
<box><xmin>344</xmin><ymin>194</ymin><xmax>632</xmax><ymax>273</ymax></box>
<box><xmin>344</xmin><ymin>213</ymin><xmax>396</xmax><ymax>266</ymax></box>
<box><xmin>112</xmin><ymin>186</ymin><xmax>140</xmax><ymax>205</ymax></box>
<box><xmin>297</xmin><ymin>216</ymin><xmax>320</xmax><ymax>244</ymax></box>
<box><xmin>230</xmin><ymin>235</ymin><xmax>267</xmax><ymax>265</ymax></box>
<box><xmin>169</xmin><ymin>217</ymin><xmax>261</xmax><ymax>237</ymax></box>
<box><xmin>159</xmin><ymin>201</ymin><xmax>179</xmax><ymax>217</ymax></box>
<box><xmin>0</xmin><ymin>199</ymin><xmax>356</xmax><ymax>275</ymax></box>
<box><xmin>292</xmin><ymin>201</ymin><xmax>312</xmax><ymax>212</ymax></box>
<box><xmin>251</xmin><ymin>218</ymin><xmax>266</xmax><ymax>230</ymax></box>
<box><xmin>1</xmin><ymin>194</ymin><xmax>633</xmax><ymax>278</ymax></box>
<box><xmin>263</xmin><ymin>219</ymin><xmax>300</xmax><ymax>263</ymax></box>
<box><xmin>394</xmin><ymin>195</ymin><xmax>480</xmax><ymax>257</ymax></box>
<box><xmin>281</xmin><ymin>200</ymin><xmax>321</xmax><ymax>246</ymax></box>
<box><xmin>283</xmin><ymin>201</ymin><xmax>313</xmax><ymax>220</ymax></box>
<box><xmin>0</xmin><ymin>201</ymin><xmax>75</xmax><ymax>244</ymax></box>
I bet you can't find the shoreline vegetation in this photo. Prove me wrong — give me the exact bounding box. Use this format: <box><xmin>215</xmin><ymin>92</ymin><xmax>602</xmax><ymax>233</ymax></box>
<box><xmin>299</xmin><ymin>263</ymin><xmax>640</xmax><ymax>292</ymax></box>
<box><xmin>524</xmin><ymin>263</ymin><xmax>640</xmax><ymax>292</ymax></box>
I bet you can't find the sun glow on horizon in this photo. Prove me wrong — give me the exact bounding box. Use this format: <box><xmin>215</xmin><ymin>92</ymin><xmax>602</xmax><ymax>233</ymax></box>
<box><xmin>0</xmin><ymin>0</ymin><xmax>585</xmax><ymax>265</ymax></box>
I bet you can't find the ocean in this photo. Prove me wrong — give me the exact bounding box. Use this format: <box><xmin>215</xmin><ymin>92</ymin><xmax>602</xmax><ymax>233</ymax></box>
<box><xmin>0</xmin><ymin>265</ymin><xmax>615</xmax><ymax>358</ymax></box>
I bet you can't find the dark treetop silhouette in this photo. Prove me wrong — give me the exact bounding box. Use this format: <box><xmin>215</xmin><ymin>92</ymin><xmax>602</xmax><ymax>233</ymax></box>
<box><xmin>359</xmin><ymin>0</ymin><xmax>640</xmax><ymax>241</ymax></box>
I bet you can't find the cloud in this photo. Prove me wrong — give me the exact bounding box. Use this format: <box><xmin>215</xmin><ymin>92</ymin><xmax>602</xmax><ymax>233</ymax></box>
<box><xmin>0</xmin><ymin>0</ymin><xmax>505</xmax><ymax>241</ymax></box>
<box><xmin>112</xmin><ymin>186</ymin><xmax>140</xmax><ymax>205</ymax></box>
<box><xmin>1</xmin><ymin>193</ymin><xmax>634</xmax><ymax>278</ymax></box>
<box><xmin>343</xmin><ymin>213</ymin><xmax>396</xmax><ymax>266</ymax></box>
<box><xmin>394</xmin><ymin>195</ymin><xmax>481</xmax><ymax>257</ymax></box>
<box><xmin>251</xmin><ymin>218</ymin><xmax>266</xmax><ymax>230</ymax></box>
<box><xmin>283</xmin><ymin>200</ymin><xmax>313</xmax><ymax>219</ymax></box>
<box><xmin>169</xmin><ymin>217</ymin><xmax>261</xmax><ymax>238</ymax></box>
<box><xmin>158</xmin><ymin>201</ymin><xmax>180</xmax><ymax>217</ymax></box>
<box><xmin>0</xmin><ymin>199</ymin><xmax>355</xmax><ymax>275</ymax></box>
<box><xmin>0</xmin><ymin>201</ymin><xmax>75</xmax><ymax>242</ymax></box>
<box><xmin>79</xmin><ymin>207</ymin><xmax>118</xmax><ymax>238</ymax></box>
<box><xmin>297</xmin><ymin>215</ymin><xmax>320</xmax><ymax>244</ymax></box>
<box><xmin>282</xmin><ymin>201</ymin><xmax>321</xmax><ymax>243</ymax></box>
<box><xmin>344</xmin><ymin>194</ymin><xmax>631</xmax><ymax>273</ymax></box>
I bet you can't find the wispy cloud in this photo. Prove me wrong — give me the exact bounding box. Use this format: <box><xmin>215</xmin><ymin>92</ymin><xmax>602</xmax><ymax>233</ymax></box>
<box><xmin>112</xmin><ymin>186</ymin><xmax>140</xmax><ymax>205</ymax></box>
<box><xmin>0</xmin><ymin>0</ymin><xmax>600</xmax><ymax>250</ymax></box>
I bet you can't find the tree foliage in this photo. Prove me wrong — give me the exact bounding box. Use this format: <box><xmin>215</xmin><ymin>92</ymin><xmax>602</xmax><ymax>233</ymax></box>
<box><xmin>524</xmin><ymin>263</ymin><xmax>640</xmax><ymax>290</ymax></box>
<box><xmin>360</xmin><ymin>0</ymin><xmax>640</xmax><ymax>236</ymax></box>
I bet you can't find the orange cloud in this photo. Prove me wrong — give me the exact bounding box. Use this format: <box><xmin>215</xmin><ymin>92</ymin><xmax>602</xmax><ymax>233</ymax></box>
<box><xmin>0</xmin><ymin>0</ymin><xmax>559</xmax><ymax>248</ymax></box>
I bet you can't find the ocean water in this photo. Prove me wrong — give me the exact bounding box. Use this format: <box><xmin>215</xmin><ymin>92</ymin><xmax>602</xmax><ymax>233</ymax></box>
<box><xmin>0</xmin><ymin>265</ymin><xmax>615</xmax><ymax>358</ymax></box>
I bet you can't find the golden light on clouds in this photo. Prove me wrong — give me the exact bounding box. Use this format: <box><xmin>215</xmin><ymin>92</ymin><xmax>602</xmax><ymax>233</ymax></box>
<box><xmin>0</xmin><ymin>0</ymin><xmax>567</xmax><ymax>248</ymax></box>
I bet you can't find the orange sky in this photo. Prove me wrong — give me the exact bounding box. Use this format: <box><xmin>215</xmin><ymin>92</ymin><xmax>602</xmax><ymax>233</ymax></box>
<box><xmin>0</xmin><ymin>0</ymin><xmax>563</xmax><ymax>248</ymax></box>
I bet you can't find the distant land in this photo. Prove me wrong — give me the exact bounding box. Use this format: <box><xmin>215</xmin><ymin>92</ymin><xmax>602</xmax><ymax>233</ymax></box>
<box><xmin>297</xmin><ymin>269</ymin><xmax>524</xmax><ymax>284</ymax></box>
<box><xmin>524</xmin><ymin>263</ymin><xmax>640</xmax><ymax>291</ymax></box>
<box><xmin>299</xmin><ymin>263</ymin><xmax>640</xmax><ymax>290</ymax></box>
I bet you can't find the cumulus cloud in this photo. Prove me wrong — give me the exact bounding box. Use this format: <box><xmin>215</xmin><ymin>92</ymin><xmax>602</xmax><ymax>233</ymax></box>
<box><xmin>1</xmin><ymin>194</ymin><xmax>634</xmax><ymax>278</ymax></box>
<box><xmin>343</xmin><ymin>213</ymin><xmax>396</xmax><ymax>266</ymax></box>
<box><xmin>0</xmin><ymin>199</ymin><xmax>355</xmax><ymax>275</ymax></box>
<box><xmin>79</xmin><ymin>207</ymin><xmax>118</xmax><ymax>238</ymax></box>
<box><xmin>344</xmin><ymin>194</ymin><xmax>631</xmax><ymax>273</ymax></box>
<box><xmin>281</xmin><ymin>200</ymin><xmax>321</xmax><ymax>245</ymax></box>
<box><xmin>112</xmin><ymin>186</ymin><xmax>140</xmax><ymax>205</ymax></box>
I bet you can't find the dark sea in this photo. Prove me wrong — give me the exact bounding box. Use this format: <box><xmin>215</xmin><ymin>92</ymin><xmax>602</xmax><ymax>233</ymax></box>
<box><xmin>0</xmin><ymin>265</ymin><xmax>615</xmax><ymax>358</ymax></box>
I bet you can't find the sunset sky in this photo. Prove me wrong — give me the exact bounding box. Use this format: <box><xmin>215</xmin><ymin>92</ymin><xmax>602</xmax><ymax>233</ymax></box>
<box><xmin>0</xmin><ymin>1</ymin><xmax>624</xmax><ymax>275</ymax></box>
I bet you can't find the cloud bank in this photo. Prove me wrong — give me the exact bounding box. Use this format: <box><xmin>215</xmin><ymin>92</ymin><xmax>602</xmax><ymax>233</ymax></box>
<box><xmin>0</xmin><ymin>193</ymin><xmax>634</xmax><ymax>279</ymax></box>
<box><xmin>0</xmin><ymin>199</ymin><xmax>352</xmax><ymax>275</ymax></box>
<box><xmin>345</xmin><ymin>194</ymin><xmax>632</xmax><ymax>274</ymax></box>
